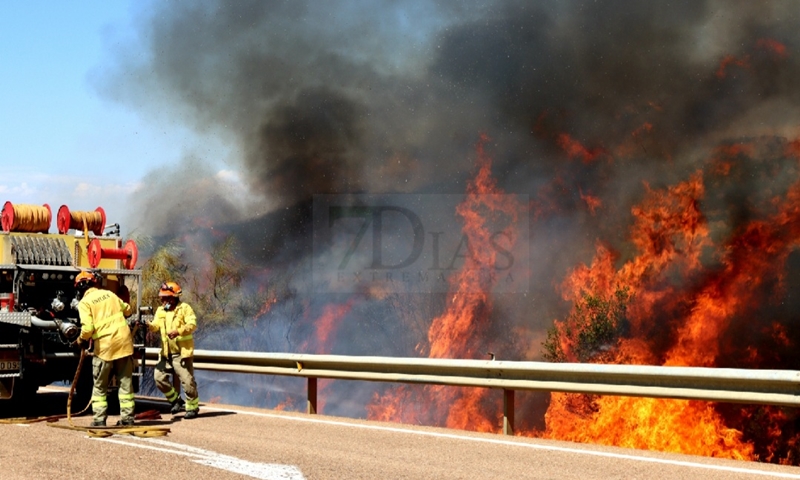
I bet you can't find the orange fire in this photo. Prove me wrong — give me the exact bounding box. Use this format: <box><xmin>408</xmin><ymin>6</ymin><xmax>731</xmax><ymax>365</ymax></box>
<box><xmin>579</xmin><ymin>188</ymin><xmax>602</xmax><ymax>215</ymax></box>
<box><xmin>300</xmin><ymin>299</ymin><xmax>356</xmax><ymax>354</ymax></box>
<box><xmin>539</xmin><ymin>171</ymin><xmax>756</xmax><ymax>458</ymax></box>
<box><xmin>361</xmin><ymin>124</ymin><xmax>800</xmax><ymax>462</ymax></box>
<box><xmin>539</xmin><ymin>137</ymin><xmax>800</xmax><ymax>460</ymax></box>
<box><xmin>294</xmin><ymin>300</ymin><xmax>357</xmax><ymax>414</ymax></box>
<box><xmin>557</xmin><ymin>133</ymin><xmax>607</xmax><ymax>163</ymax></box>
<box><xmin>631</xmin><ymin>122</ymin><xmax>653</xmax><ymax>138</ymax></box>
<box><xmin>252</xmin><ymin>296</ymin><xmax>278</xmax><ymax>327</ymax></box>
<box><xmin>787</xmin><ymin>138</ymin><xmax>800</xmax><ymax>158</ymax></box>
<box><xmin>545</xmin><ymin>395</ymin><xmax>753</xmax><ymax>459</ymax></box>
<box><xmin>716</xmin><ymin>54</ymin><xmax>750</xmax><ymax>79</ymax></box>
<box><xmin>710</xmin><ymin>143</ymin><xmax>754</xmax><ymax>176</ymax></box>
<box><xmin>756</xmin><ymin>38</ymin><xmax>788</xmax><ymax>58</ymax></box>
<box><xmin>368</xmin><ymin>134</ymin><xmax>523</xmax><ymax>431</ymax></box>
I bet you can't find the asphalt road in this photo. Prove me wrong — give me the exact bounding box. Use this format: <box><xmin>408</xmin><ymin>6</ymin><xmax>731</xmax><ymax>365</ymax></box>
<box><xmin>2</xmin><ymin>388</ymin><xmax>800</xmax><ymax>480</ymax></box>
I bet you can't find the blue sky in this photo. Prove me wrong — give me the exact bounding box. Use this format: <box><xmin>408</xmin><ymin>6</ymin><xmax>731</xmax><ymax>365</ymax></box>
<box><xmin>0</xmin><ymin>2</ymin><xmax>235</xmax><ymax>235</ymax></box>
<box><xmin>0</xmin><ymin>1</ymin><xmax>454</xmax><ymax>239</ymax></box>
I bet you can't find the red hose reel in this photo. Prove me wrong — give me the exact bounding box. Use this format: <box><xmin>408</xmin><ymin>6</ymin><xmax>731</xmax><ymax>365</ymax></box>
<box><xmin>87</xmin><ymin>238</ymin><xmax>138</xmax><ymax>269</ymax></box>
<box><xmin>1</xmin><ymin>202</ymin><xmax>51</xmax><ymax>233</ymax></box>
<box><xmin>57</xmin><ymin>205</ymin><xmax>106</xmax><ymax>236</ymax></box>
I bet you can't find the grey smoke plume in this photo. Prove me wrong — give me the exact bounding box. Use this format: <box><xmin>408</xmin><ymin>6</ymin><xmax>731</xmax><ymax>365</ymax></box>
<box><xmin>95</xmin><ymin>0</ymin><xmax>800</xmax><ymax>345</ymax></box>
<box><xmin>97</xmin><ymin>1</ymin><xmax>800</xmax><ymax>233</ymax></box>
<box><xmin>93</xmin><ymin>1</ymin><xmax>800</xmax><ymax>449</ymax></box>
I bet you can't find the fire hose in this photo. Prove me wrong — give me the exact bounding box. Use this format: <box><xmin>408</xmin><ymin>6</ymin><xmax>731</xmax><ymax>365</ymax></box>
<box><xmin>3</xmin><ymin>348</ymin><xmax>170</xmax><ymax>438</ymax></box>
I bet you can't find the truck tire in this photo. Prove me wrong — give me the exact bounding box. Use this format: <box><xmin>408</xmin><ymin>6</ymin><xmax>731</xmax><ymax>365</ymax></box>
<box><xmin>6</xmin><ymin>378</ymin><xmax>39</xmax><ymax>416</ymax></box>
<box><xmin>11</xmin><ymin>378</ymin><xmax>38</xmax><ymax>401</ymax></box>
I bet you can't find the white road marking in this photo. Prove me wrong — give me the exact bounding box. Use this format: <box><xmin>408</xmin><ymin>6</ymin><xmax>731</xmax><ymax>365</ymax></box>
<box><xmin>202</xmin><ymin>406</ymin><xmax>800</xmax><ymax>479</ymax></box>
<box><xmin>96</xmin><ymin>436</ymin><xmax>305</xmax><ymax>480</ymax></box>
<box><xmin>38</xmin><ymin>386</ymin><xmax>797</xmax><ymax>477</ymax></box>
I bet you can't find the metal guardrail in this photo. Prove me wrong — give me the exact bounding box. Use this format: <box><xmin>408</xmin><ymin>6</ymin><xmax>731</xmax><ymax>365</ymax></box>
<box><xmin>144</xmin><ymin>347</ymin><xmax>800</xmax><ymax>435</ymax></box>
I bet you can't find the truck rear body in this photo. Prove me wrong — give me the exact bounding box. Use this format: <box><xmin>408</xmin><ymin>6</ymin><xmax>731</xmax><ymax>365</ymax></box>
<box><xmin>0</xmin><ymin>203</ymin><xmax>144</xmax><ymax>403</ymax></box>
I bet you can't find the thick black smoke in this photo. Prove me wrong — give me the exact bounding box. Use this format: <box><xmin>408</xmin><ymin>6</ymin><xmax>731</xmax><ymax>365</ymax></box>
<box><xmin>99</xmin><ymin>0</ymin><xmax>800</xmax><ymax>239</ymax></box>
<box><xmin>94</xmin><ymin>0</ymin><xmax>800</xmax><ymax>429</ymax></box>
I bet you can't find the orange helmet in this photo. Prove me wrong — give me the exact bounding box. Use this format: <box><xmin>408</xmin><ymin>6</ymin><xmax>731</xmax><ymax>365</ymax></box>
<box><xmin>75</xmin><ymin>270</ymin><xmax>101</xmax><ymax>288</ymax></box>
<box><xmin>159</xmin><ymin>281</ymin><xmax>182</xmax><ymax>297</ymax></box>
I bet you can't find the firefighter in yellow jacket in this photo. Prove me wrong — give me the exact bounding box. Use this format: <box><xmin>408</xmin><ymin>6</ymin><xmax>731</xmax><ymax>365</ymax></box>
<box><xmin>147</xmin><ymin>281</ymin><xmax>200</xmax><ymax>419</ymax></box>
<box><xmin>75</xmin><ymin>270</ymin><xmax>135</xmax><ymax>427</ymax></box>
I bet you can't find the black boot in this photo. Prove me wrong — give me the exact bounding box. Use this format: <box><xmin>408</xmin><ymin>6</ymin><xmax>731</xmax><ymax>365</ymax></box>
<box><xmin>184</xmin><ymin>409</ymin><xmax>199</xmax><ymax>419</ymax></box>
<box><xmin>170</xmin><ymin>397</ymin><xmax>185</xmax><ymax>414</ymax></box>
<box><xmin>116</xmin><ymin>418</ymin><xmax>134</xmax><ymax>426</ymax></box>
<box><xmin>89</xmin><ymin>419</ymin><xmax>106</xmax><ymax>427</ymax></box>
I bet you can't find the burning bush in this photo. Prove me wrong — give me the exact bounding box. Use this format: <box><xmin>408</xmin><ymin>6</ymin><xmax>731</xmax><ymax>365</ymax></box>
<box><xmin>542</xmin><ymin>287</ymin><xmax>632</xmax><ymax>364</ymax></box>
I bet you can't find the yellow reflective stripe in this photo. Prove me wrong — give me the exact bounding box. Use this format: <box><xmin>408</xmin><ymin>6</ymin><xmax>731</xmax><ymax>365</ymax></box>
<box><xmin>119</xmin><ymin>393</ymin><xmax>135</xmax><ymax>400</ymax></box>
<box><xmin>93</xmin><ymin>311</ymin><xmax>125</xmax><ymax>328</ymax></box>
<box><xmin>81</xmin><ymin>322</ymin><xmax>94</xmax><ymax>338</ymax></box>
<box><xmin>165</xmin><ymin>388</ymin><xmax>178</xmax><ymax>402</ymax></box>
<box><xmin>186</xmin><ymin>398</ymin><xmax>200</xmax><ymax>409</ymax></box>
<box><xmin>120</xmin><ymin>401</ymin><xmax>135</xmax><ymax>408</ymax></box>
<box><xmin>176</xmin><ymin>334</ymin><xmax>193</xmax><ymax>341</ymax></box>
<box><xmin>92</xmin><ymin>395</ymin><xmax>107</xmax><ymax>407</ymax></box>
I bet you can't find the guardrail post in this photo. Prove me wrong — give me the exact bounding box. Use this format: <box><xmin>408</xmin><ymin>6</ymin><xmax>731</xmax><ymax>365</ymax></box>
<box><xmin>503</xmin><ymin>389</ymin><xmax>514</xmax><ymax>436</ymax></box>
<box><xmin>307</xmin><ymin>377</ymin><xmax>317</xmax><ymax>414</ymax></box>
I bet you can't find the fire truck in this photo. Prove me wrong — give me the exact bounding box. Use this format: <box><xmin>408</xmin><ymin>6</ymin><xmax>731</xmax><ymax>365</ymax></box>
<box><xmin>0</xmin><ymin>201</ymin><xmax>145</xmax><ymax>407</ymax></box>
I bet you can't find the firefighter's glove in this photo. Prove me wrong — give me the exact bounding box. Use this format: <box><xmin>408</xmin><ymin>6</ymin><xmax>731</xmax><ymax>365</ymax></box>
<box><xmin>78</xmin><ymin>339</ymin><xmax>90</xmax><ymax>350</ymax></box>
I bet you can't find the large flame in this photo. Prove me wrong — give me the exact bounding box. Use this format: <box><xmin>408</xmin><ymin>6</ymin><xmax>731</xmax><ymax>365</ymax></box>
<box><xmin>368</xmin><ymin>134</ymin><xmax>523</xmax><ymax>431</ymax></box>
<box><xmin>370</xmin><ymin>132</ymin><xmax>800</xmax><ymax>461</ymax></box>
<box><xmin>539</xmin><ymin>138</ymin><xmax>800</xmax><ymax>461</ymax></box>
<box><xmin>123</xmin><ymin>3</ymin><xmax>800</xmax><ymax>463</ymax></box>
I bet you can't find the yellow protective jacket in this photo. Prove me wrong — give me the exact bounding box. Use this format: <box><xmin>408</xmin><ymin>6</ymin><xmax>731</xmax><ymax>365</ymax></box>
<box><xmin>148</xmin><ymin>302</ymin><xmax>197</xmax><ymax>359</ymax></box>
<box><xmin>78</xmin><ymin>287</ymin><xmax>133</xmax><ymax>361</ymax></box>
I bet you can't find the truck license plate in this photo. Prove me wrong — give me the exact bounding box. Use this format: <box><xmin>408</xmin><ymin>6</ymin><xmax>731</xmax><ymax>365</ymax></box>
<box><xmin>0</xmin><ymin>359</ymin><xmax>20</xmax><ymax>371</ymax></box>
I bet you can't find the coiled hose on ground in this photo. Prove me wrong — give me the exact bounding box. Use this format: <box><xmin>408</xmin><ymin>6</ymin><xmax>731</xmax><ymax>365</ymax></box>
<box><xmin>2</xmin><ymin>348</ymin><xmax>170</xmax><ymax>438</ymax></box>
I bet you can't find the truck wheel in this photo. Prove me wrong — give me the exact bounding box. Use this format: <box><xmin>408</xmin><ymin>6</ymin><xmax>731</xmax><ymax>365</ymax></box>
<box><xmin>6</xmin><ymin>378</ymin><xmax>39</xmax><ymax>416</ymax></box>
<box><xmin>12</xmin><ymin>378</ymin><xmax>38</xmax><ymax>401</ymax></box>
